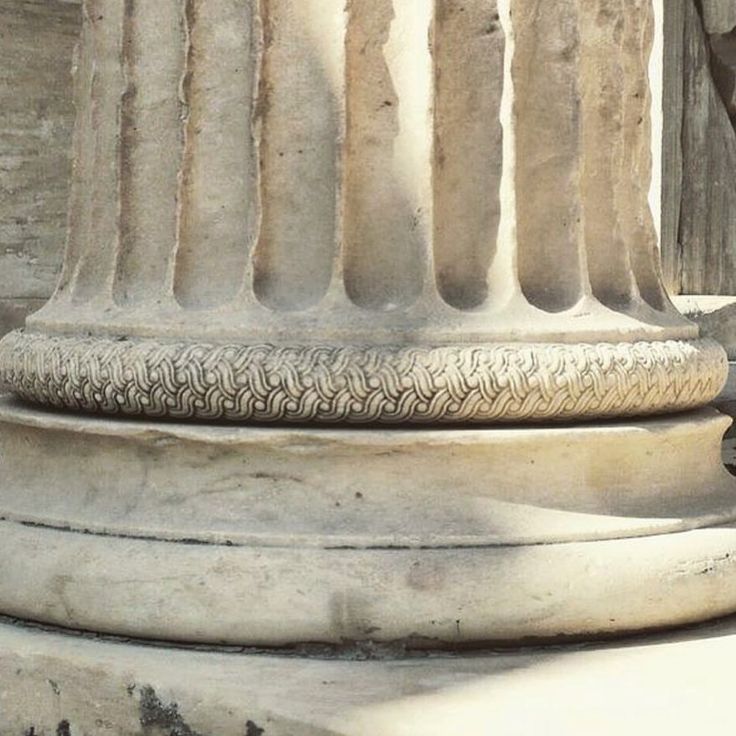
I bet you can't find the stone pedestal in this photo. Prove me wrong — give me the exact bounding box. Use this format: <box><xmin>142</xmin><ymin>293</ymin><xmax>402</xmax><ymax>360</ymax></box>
<box><xmin>1</xmin><ymin>0</ymin><xmax>736</xmax><ymax>720</ymax></box>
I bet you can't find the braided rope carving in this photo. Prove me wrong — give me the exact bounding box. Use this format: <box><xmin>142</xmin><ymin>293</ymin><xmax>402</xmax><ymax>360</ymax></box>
<box><xmin>0</xmin><ymin>330</ymin><xmax>726</xmax><ymax>424</ymax></box>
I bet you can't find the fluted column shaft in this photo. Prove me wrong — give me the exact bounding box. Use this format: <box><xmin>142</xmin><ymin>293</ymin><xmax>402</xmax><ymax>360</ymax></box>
<box><xmin>0</xmin><ymin>0</ymin><xmax>726</xmax><ymax>423</ymax></box>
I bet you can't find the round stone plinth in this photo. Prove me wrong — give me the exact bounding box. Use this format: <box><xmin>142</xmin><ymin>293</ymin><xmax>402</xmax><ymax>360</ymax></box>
<box><xmin>1</xmin><ymin>396</ymin><xmax>736</xmax><ymax>644</ymax></box>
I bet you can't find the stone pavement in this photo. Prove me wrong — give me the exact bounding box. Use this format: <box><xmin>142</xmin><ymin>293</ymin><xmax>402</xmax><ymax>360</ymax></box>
<box><xmin>2</xmin><ymin>613</ymin><xmax>736</xmax><ymax>735</ymax></box>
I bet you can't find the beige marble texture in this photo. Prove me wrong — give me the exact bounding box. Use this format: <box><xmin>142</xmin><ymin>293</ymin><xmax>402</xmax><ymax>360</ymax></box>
<box><xmin>0</xmin><ymin>0</ymin><xmax>735</xmax><ymax>663</ymax></box>
<box><xmin>0</xmin><ymin>397</ymin><xmax>735</xmax><ymax>644</ymax></box>
<box><xmin>0</xmin><ymin>0</ymin><xmax>726</xmax><ymax>426</ymax></box>
<box><xmin>2</xmin><ymin>614</ymin><xmax>736</xmax><ymax>735</ymax></box>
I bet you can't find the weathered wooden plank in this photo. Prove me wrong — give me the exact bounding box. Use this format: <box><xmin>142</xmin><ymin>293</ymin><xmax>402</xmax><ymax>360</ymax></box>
<box><xmin>661</xmin><ymin>0</ymin><xmax>686</xmax><ymax>294</ymax></box>
<box><xmin>701</xmin><ymin>0</ymin><xmax>736</xmax><ymax>34</ymax></box>
<box><xmin>662</xmin><ymin>0</ymin><xmax>736</xmax><ymax>295</ymax></box>
<box><xmin>0</xmin><ymin>0</ymin><xmax>79</xmax><ymax>333</ymax></box>
<box><xmin>710</xmin><ymin>30</ymin><xmax>736</xmax><ymax>123</ymax></box>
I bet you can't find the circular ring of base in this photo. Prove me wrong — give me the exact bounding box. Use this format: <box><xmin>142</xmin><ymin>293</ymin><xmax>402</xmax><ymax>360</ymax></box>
<box><xmin>0</xmin><ymin>399</ymin><xmax>736</xmax><ymax>644</ymax></box>
<box><xmin>2</xmin><ymin>520</ymin><xmax>736</xmax><ymax>645</ymax></box>
<box><xmin>0</xmin><ymin>330</ymin><xmax>727</xmax><ymax>423</ymax></box>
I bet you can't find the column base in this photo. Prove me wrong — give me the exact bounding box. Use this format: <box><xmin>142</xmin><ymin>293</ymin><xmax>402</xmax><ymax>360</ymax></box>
<box><xmin>1</xmin><ymin>396</ymin><xmax>736</xmax><ymax>644</ymax></box>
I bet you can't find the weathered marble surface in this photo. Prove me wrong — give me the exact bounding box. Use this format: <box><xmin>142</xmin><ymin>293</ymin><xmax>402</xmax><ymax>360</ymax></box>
<box><xmin>2</xmin><ymin>613</ymin><xmax>736</xmax><ymax>736</ymax></box>
<box><xmin>9</xmin><ymin>0</ymin><xmax>734</xmax><ymax>318</ymax></box>
<box><xmin>0</xmin><ymin>0</ymin><xmax>723</xmax><ymax>425</ymax></box>
<box><xmin>0</xmin><ymin>0</ymin><xmax>79</xmax><ymax>335</ymax></box>
<box><xmin>1</xmin><ymin>397</ymin><xmax>736</xmax><ymax>644</ymax></box>
<box><xmin>0</xmin><ymin>0</ymin><xmax>735</xmax><ymax>679</ymax></box>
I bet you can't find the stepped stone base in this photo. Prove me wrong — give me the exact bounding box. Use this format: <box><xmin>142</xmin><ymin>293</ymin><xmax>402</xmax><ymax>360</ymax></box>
<box><xmin>1</xmin><ymin>396</ymin><xmax>736</xmax><ymax>645</ymax></box>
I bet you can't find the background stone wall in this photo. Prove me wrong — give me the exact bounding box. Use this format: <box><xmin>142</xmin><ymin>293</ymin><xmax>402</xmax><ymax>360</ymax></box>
<box><xmin>0</xmin><ymin>0</ymin><xmax>79</xmax><ymax>335</ymax></box>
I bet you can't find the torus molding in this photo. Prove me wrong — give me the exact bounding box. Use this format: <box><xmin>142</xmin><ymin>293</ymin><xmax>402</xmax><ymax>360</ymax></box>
<box><xmin>0</xmin><ymin>331</ymin><xmax>726</xmax><ymax>424</ymax></box>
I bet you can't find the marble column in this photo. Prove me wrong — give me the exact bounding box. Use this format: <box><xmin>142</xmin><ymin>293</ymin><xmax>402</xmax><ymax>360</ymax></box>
<box><xmin>0</xmin><ymin>0</ymin><xmax>725</xmax><ymax>424</ymax></box>
<box><xmin>0</xmin><ymin>0</ymin><xmax>735</xmax><ymax>652</ymax></box>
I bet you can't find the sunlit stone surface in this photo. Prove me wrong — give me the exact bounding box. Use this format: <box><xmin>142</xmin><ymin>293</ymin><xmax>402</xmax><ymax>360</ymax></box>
<box><xmin>1</xmin><ymin>2</ymin><xmax>736</xmax><ymax>732</ymax></box>
<box><xmin>0</xmin><ymin>0</ymin><xmax>725</xmax><ymax>424</ymax></box>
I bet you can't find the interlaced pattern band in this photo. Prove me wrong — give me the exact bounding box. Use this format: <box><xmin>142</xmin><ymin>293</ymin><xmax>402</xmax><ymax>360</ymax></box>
<box><xmin>0</xmin><ymin>330</ymin><xmax>726</xmax><ymax>424</ymax></box>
